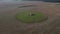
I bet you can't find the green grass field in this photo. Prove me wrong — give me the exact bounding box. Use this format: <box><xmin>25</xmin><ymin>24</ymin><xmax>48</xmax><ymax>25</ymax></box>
<box><xmin>16</xmin><ymin>11</ymin><xmax>47</xmax><ymax>23</ymax></box>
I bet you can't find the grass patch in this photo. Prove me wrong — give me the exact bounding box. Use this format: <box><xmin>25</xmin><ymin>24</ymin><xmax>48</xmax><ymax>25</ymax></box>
<box><xmin>16</xmin><ymin>11</ymin><xmax>47</xmax><ymax>23</ymax></box>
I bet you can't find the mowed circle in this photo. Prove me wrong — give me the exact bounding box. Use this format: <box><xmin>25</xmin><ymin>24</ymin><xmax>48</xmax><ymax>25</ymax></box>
<box><xmin>16</xmin><ymin>11</ymin><xmax>47</xmax><ymax>23</ymax></box>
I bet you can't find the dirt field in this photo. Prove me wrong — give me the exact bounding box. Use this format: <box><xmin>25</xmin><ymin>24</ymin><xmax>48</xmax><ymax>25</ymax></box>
<box><xmin>0</xmin><ymin>1</ymin><xmax>60</xmax><ymax>34</ymax></box>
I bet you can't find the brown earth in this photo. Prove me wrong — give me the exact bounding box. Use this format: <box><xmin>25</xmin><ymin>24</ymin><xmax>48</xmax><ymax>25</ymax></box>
<box><xmin>0</xmin><ymin>1</ymin><xmax>60</xmax><ymax>34</ymax></box>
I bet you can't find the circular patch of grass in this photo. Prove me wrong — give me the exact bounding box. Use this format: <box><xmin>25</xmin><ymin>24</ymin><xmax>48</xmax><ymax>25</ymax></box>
<box><xmin>16</xmin><ymin>11</ymin><xmax>47</xmax><ymax>23</ymax></box>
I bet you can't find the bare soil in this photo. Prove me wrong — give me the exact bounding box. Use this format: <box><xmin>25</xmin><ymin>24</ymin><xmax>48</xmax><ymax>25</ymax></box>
<box><xmin>0</xmin><ymin>1</ymin><xmax>60</xmax><ymax>34</ymax></box>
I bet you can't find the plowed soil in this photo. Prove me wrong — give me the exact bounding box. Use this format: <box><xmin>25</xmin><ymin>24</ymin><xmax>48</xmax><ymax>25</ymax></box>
<box><xmin>0</xmin><ymin>1</ymin><xmax>60</xmax><ymax>34</ymax></box>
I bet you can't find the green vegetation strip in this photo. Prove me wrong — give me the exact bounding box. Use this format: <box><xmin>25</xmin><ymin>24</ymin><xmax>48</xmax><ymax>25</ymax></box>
<box><xmin>16</xmin><ymin>11</ymin><xmax>47</xmax><ymax>23</ymax></box>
